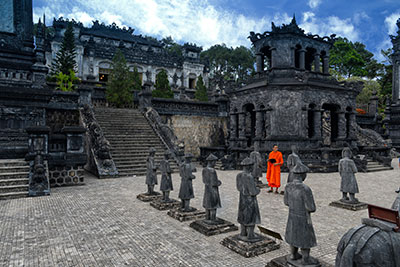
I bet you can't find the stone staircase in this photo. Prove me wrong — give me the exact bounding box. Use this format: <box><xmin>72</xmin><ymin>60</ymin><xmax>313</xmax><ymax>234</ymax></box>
<box><xmin>94</xmin><ymin>108</ymin><xmax>180</xmax><ymax>177</ymax></box>
<box><xmin>365</xmin><ymin>159</ymin><xmax>393</xmax><ymax>172</ymax></box>
<box><xmin>0</xmin><ymin>159</ymin><xmax>29</xmax><ymax>200</ymax></box>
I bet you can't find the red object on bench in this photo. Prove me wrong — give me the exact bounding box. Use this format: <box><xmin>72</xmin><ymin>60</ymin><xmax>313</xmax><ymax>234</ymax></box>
<box><xmin>368</xmin><ymin>204</ymin><xmax>400</xmax><ymax>232</ymax></box>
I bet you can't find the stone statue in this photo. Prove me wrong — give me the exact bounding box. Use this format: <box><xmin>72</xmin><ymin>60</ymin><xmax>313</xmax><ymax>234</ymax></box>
<box><xmin>236</xmin><ymin>157</ymin><xmax>261</xmax><ymax>241</ymax></box>
<box><xmin>178</xmin><ymin>153</ymin><xmax>196</xmax><ymax>212</ymax></box>
<box><xmin>284</xmin><ymin>162</ymin><xmax>319</xmax><ymax>266</ymax></box>
<box><xmin>250</xmin><ymin>149</ymin><xmax>263</xmax><ymax>184</ymax></box>
<box><xmin>339</xmin><ymin>148</ymin><xmax>359</xmax><ymax>203</ymax></box>
<box><xmin>159</xmin><ymin>151</ymin><xmax>173</xmax><ymax>202</ymax></box>
<box><xmin>145</xmin><ymin>147</ymin><xmax>157</xmax><ymax>195</ymax></box>
<box><xmin>336</xmin><ymin>217</ymin><xmax>400</xmax><ymax>266</ymax></box>
<box><xmin>202</xmin><ymin>154</ymin><xmax>222</xmax><ymax>223</ymax></box>
<box><xmin>287</xmin><ymin>145</ymin><xmax>302</xmax><ymax>183</ymax></box>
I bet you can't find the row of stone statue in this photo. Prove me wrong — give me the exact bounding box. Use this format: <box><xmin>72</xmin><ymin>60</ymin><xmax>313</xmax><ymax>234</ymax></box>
<box><xmin>144</xmin><ymin>147</ymin><xmax>400</xmax><ymax>266</ymax></box>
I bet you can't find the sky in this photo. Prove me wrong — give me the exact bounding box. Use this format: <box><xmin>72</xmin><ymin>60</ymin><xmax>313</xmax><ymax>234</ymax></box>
<box><xmin>32</xmin><ymin>0</ymin><xmax>400</xmax><ymax>61</ymax></box>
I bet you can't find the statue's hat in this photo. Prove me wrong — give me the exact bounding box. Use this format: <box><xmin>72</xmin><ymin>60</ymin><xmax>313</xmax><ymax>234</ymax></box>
<box><xmin>240</xmin><ymin>157</ymin><xmax>254</xmax><ymax>166</ymax></box>
<box><xmin>293</xmin><ymin>162</ymin><xmax>309</xmax><ymax>174</ymax></box>
<box><xmin>206</xmin><ymin>154</ymin><xmax>218</xmax><ymax>161</ymax></box>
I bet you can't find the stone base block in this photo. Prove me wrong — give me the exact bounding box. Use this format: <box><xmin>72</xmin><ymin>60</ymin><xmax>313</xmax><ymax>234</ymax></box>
<box><xmin>221</xmin><ymin>233</ymin><xmax>280</xmax><ymax>258</ymax></box>
<box><xmin>267</xmin><ymin>255</ymin><xmax>331</xmax><ymax>267</ymax></box>
<box><xmin>136</xmin><ymin>192</ymin><xmax>162</xmax><ymax>202</ymax></box>
<box><xmin>257</xmin><ymin>183</ymin><xmax>269</xmax><ymax>188</ymax></box>
<box><xmin>150</xmin><ymin>198</ymin><xmax>181</xmax><ymax>210</ymax></box>
<box><xmin>329</xmin><ymin>200</ymin><xmax>368</xmax><ymax>211</ymax></box>
<box><xmin>189</xmin><ymin>218</ymin><xmax>238</xmax><ymax>236</ymax></box>
<box><xmin>167</xmin><ymin>207</ymin><xmax>206</xmax><ymax>222</ymax></box>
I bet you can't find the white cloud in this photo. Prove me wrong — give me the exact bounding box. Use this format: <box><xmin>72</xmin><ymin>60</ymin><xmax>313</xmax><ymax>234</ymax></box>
<box><xmin>308</xmin><ymin>0</ymin><xmax>322</xmax><ymax>9</ymax></box>
<box><xmin>33</xmin><ymin>0</ymin><xmax>291</xmax><ymax>49</ymax></box>
<box><xmin>300</xmin><ymin>12</ymin><xmax>359</xmax><ymax>41</ymax></box>
<box><xmin>385</xmin><ymin>12</ymin><xmax>400</xmax><ymax>35</ymax></box>
<box><xmin>353</xmin><ymin>11</ymin><xmax>369</xmax><ymax>25</ymax></box>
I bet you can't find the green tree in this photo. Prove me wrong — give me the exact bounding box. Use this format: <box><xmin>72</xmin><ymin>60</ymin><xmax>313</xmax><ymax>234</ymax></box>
<box><xmin>152</xmin><ymin>70</ymin><xmax>173</xmax><ymax>98</ymax></box>
<box><xmin>51</xmin><ymin>22</ymin><xmax>77</xmax><ymax>75</ymax></box>
<box><xmin>194</xmin><ymin>76</ymin><xmax>208</xmax><ymax>101</ymax></box>
<box><xmin>54</xmin><ymin>69</ymin><xmax>79</xmax><ymax>92</ymax></box>
<box><xmin>132</xmin><ymin>66</ymin><xmax>142</xmax><ymax>91</ymax></box>
<box><xmin>162</xmin><ymin>36</ymin><xmax>183</xmax><ymax>57</ymax></box>
<box><xmin>106</xmin><ymin>49</ymin><xmax>134</xmax><ymax>107</ymax></box>
<box><xmin>353</xmin><ymin>42</ymin><xmax>383</xmax><ymax>79</ymax></box>
<box><xmin>377</xmin><ymin>48</ymin><xmax>393</xmax><ymax>99</ymax></box>
<box><xmin>329</xmin><ymin>37</ymin><xmax>366</xmax><ymax>78</ymax></box>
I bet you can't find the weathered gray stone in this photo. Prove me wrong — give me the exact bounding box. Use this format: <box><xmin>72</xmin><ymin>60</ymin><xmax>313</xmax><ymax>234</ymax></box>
<box><xmin>189</xmin><ymin>218</ymin><xmax>238</xmax><ymax>236</ymax></box>
<box><xmin>167</xmin><ymin>207</ymin><xmax>206</xmax><ymax>222</ymax></box>
<box><xmin>178</xmin><ymin>153</ymin><xmax>196</xmax><ymax>212</ymax></box>
<box><xmin>220</xmin><ymin>234</ymin><xmax>280</xmax><ymax>258</ymax></box>
<box><xmin>338</xmin><ymin>148</ymin><xmax>359</xmax><ymax>203</ymax></box>
<box><xmin>159</xmin><ymin>151</ymin><xmax>174</xmax><ymax>202</ymax></box>
<box><xmin>202</xmin><ymin>153</ymin><xmax>222</xmax><ymax>223</ymax></box>
<box><xmin>150</xmin><ymin>198</ymin><xmax>180</xmax><ymax>210</ymax></box>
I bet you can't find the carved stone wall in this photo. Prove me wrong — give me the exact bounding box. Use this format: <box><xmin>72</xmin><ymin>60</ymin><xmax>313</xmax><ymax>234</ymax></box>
<box><xmin>162</xmin><ymin>115</ymin><xmax>228</xmax><ymax>157</ymax></box>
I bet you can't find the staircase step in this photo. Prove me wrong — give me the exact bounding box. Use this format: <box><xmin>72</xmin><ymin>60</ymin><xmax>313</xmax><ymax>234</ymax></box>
<box><xmin>0</xmin><ymin>178</ymin><xmax>29</xmax><ymax>186</ymax></box>
<box><xmin>0</xmin><ymin>184</ymin><xmax>29</xmax><ymax>193</ymax></box>
<box><xmin>0</xmin><ymin>191</ymin><xmax>29</xmax><ymax>200</ymax></box>
<box><xmin>0</xmin><ymin>166</ymin><xmax>30</xmax><ymax>173</ymax></box>
<box><xmin>0</xmin><ymin>172</ymin><xmax>29</xmax><ymax>179</ymax></box>
<box><xmin>366</xmin><ymin>166</ymin><xmax>393</xmax><ymax>172</ymax></box>
<box><xmin>0</xmin><ymin>159</ymin><xmax>28</xmax><ymax>168</ymax></box>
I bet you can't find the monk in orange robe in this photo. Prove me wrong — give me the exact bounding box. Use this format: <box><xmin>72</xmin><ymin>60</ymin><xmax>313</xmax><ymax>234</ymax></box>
<box><xmin>266</xmin><ymin>144</ymin><xmax>283</xmax><ymax>193</ymax></box>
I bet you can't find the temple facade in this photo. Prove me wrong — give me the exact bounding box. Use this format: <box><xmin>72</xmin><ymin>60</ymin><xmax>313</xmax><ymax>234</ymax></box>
<box><xmin>45</xmin><ymin>18</ymin><xmax>208</xmax><ymax>90</ymax></box>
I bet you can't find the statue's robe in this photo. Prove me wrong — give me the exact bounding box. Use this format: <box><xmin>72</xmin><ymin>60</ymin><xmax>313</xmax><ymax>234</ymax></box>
<box><xmin>339</xmin><ymin>158</ymin><xmax>359</xmax><ymax>194</ymax></box>
<box><xmin>145</xmin><ymin>156</ymin><xmax>157</xmax><ymax>186</ymax></box>
<box><xmin>250</xmin><ymin>151</ymin><xmax>263</xmax><ymax>179</ymax></box>
<box><xmin>236</xmin><ymin>172</ymin><xmax>261</xmax><ymax>225</ymax></box>
<box><xmin>178</xmin><ymin>163</ymin><xmax>195</xmax><ymax>200</ymax></box>
<box><xmin>202</xmin><ymin>167</ymin><xmax>222</xmax><ymax>209</ymax></box>
<box><xmin>392</xmin><ymin>192</ymin><xmax>400</xmax><ymax>214</ymax></box>
<box><xmin>284</xmin><ymin>180</ymin><xmax>317</xmax><ymax>249</ymax></box>
<box><xmin>159</xmin><ymin>159</ymin><xmax>173</xmax><ymax>192</ymax></box>
<box><xmin>266</xmin><ymin>151</ymin><xmax>283</xmax><ymax>187</ymax></box>
<box><xmin>287</xmin><ymin>153</ymin><xmax>301</xmax><ymax>183</ymax></box>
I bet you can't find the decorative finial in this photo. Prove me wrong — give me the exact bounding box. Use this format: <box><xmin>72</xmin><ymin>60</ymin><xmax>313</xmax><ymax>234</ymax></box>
<box><xmin>292</xmin><ymin>14</ymin><xmax>297</xmax><ymax>25</ymax></box>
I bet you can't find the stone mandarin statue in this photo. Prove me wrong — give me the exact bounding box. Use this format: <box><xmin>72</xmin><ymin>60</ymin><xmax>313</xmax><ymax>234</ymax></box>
<box><xmin>287</xmin><ymin>145</ymin><xmax>302</xmax><ymax>183</ymax></box>
<box><xmin>159</xmin><ymin>151</ymin><xmax>173</xmax><ymax>202</ymax></box>
<box><xmin>339</xmin><ymin>148</ymin><xmax>359</xmax><ymax>203</ymax></box>
<box><xmin>250</xmin><ymin>149</ymin><xmax>263</xmax><ymax>184</ymax></box>
<box><xmin>284</xmin><ymin>162</ymin><xmax>319</xmax><ymax>266</ymax></box>
<box><xmin>178</xmin><ymin>153</ymin><xmax>196</xmax><ymax>212</ymax></box>
<box><xmin>236</xmin><ymin>157</ymin><xmax>262</xmax><ymax>241</ymax></box>
<box><xmin>145</xmin><ymin>147</ymin><xmax>158</xmax><ymax>195</ymax></box>
<box><xmin>202</xmin><ymin>154</ymin><xmax>222</xmax><ymax>223</ymax></box>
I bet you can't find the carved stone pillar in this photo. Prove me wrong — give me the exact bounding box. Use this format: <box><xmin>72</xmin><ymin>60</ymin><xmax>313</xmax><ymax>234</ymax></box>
<box><xmin>238</xmin><ymin>112</ymin><xmax>246</xmax><ymax>148</ymax></box>
<box><xmin>256</xmin><ymin>52</ymin><xmax>264</xmax><ymax>73</ymax></box>
<box><xmin>230</xmin><ymin>113</ymin><xmax>238</xmax><ymax>139</ymax></box>
<box><xmin>313</xmin><ymin>109</ymin><xmax>322</xmax><ymax>139</ymax></box>
<box><xmin>264</xmin><ymin>107</ymin><xmax>272</xmax><ymax>139</ymax></box>
<box><xmin>270</xmin><ymin>48</ymin><xmax>277</xmax><ymax>69</ymax></box>
<box><xmin>337</xmin><ymin>112</ymin><xmax>347</xmax><ymax>140</ymax></box>
<box><xmin>348</xmin><ymin>112</ymin><xmax>357</xmax><ymax>140</ymax></box>
<box><xmin>314</xmin><ymin>53</ymin><xmax>321</xmax><ymax>72</ymax></box>
<box><xmin>323</xmin><ymin>56</ymin><xmax>329</xmax><ymax>74</ymax></box>
<box><xmin>254</xmin><ymin>109</ymin><xmax>264</xmax><ymax>150</ymax></box>
<box><xmin>299</xmin><ymin>49</ymin><xmax>306</xmax><ymax>70</ymax></box>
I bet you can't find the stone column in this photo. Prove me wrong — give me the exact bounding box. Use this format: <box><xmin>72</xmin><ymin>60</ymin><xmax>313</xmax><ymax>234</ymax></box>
<box><xmin>348</xmin><ymin>112</ymin><xmax>357</xmax><ymax>140</ymax></box>
<box><xmin>264</xmin><ymin>107</ymin><xmax>272</xmax><ymax>139</ymax></box>
<box><xmin>299</xmin><ymin>49</ymin><xmax>306</xmax><ymax>70</ymax></box>
<box><xmin>230</xmin><ymin>113</ymin><xmax>238</xmax><ymax>139</ymax></box>
<box><xmin>238</xmin><ymin>112</ymin><xmax>246</xmax><ymax>147</ymax></box>
<box><xmin>270</xmin><ymin>48</ymin><xmax>277</xmax><ymax>69</ymax></box>
<box><xmin>323</xmin><ymin>56</ymin><xmax>329</xmax><ymax>74</ymax></box>
<box><xmin>256</xmin><ymin>52</ymin><xmax>264</xmax><ymax>73</ymax></box>
<box><xmin>254</xmin><ymin>109</ymin><xmax>264</xmax><ymax>149</ymax></box>
<box><xmin>313</xmin><ymin>109</ymin><xmax>322</xmax><ymax>139</ymax></box>
<box><xmin>314</xmin><ymin>53</ymin><xmax>321</xmax><ymax>72</ymax></box>
<box><xmin>337</xmin><ymin>112</ymin><xmax>347</xmax><ymax>140</ymax></box>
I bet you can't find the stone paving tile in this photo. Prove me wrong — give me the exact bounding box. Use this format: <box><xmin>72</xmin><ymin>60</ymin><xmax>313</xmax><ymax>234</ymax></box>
<box><xmin>0</xmin><ymin>160</ymin><xmax>399</xmax><ymax>267</ymax></box>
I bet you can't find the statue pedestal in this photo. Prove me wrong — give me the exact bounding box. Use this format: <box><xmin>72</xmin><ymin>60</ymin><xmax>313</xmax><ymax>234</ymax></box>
<box><xmin>329</xmin><ymin>200</ymin><xmax>368</xmax><ymax>211</ymax></box>
<box><xmin>220</xmin><ymin>234</ymin><xmax>280</xmax><ymax>258</ymax></box>
<box><xmin>256</xmin><ymin>182</ymin><xmax>269</xmax><ymax>188</ymax></box>
<box><xmin>136</xmin><ymin>192</ymin><xmax>162</xmax><ymax>202</ymax></box>
<box><xmin>189</xmin><ymin>218</ymin><xmax>238</xmax><ymax>236</ymax></box>
<box><xmin>167</xmin><ymin>207</ymin><xmax>206</xmax><ymax>222</ymax></box>
<box><xmin>150</xmin><ymin>198</ymin><xmax>180</xmax><ymax>210</ymax></box>
<box><xmin>267</xmin><ymin>255</ymin><xmax>330</xmax><ymax>267</ymax></box>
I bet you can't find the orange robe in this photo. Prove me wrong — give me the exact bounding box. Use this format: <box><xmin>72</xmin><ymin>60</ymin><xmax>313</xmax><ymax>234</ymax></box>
<box><xmin>266</xmin><ymin>151</ymin><xmax>283</xmax><ymax>188</ymax></box>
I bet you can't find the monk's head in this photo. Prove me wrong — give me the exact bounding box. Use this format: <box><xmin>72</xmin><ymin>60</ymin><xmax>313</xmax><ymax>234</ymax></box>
<box><xmin>273</xmin><ymin>144</ymin><xmax>278</xmax><ymax>152</ymax></box>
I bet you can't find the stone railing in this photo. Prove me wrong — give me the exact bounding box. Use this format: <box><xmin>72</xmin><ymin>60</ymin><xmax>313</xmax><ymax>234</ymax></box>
<box><xmin>151</xmin><ymin>97</ymin><xmax>221</xmax><ymax>117</ymax></box>
<box><xmin>143</xmin><ymin>107</ymin><xmax>185</xmax><ymax>164</ymax></box>
<box><xmin>80</xmin><ymin>104</ymin><xmax>118</xmax><ymax>178</ymax></box>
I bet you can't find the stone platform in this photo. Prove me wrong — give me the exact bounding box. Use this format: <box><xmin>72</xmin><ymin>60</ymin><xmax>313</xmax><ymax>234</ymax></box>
<box><xmin>221</xmin><ymin>234</ymin><xmax>280</xmax><ymax>258</ymax></box>
<box><xmin>150</xmin><ymin>198</ymin><xmax>181</xmax><ymax>210</ymax></box>
<box><xmin>189</xmin><ymin>218</ymin><xmax>238</xmax><ymax>236</ymax></box>
<box><xmin>257</xmin><ymin>182</ymin><xmax>269</xmax><ymax>188</ymax></box>
<box><xmin>167</xmin><ymin>207</ymin><xmax>206</xmax><ymax>222</ymax></box>
<box><xmin>329</xmin><ymin>200</ymin><xmax>368</xmax><ymax>211</ymax></box>
<box><xmin>267</xmin><ymin>255</ymin><xmax>332</xmax><ymax>267</ymax></box>
<box><xmin>136</xmin><ymin>192</ymin><xmax>162</xmax><ymax>202</ymax></box>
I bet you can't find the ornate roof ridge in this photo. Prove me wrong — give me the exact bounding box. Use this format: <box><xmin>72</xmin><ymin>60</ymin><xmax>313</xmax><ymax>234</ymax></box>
<box><xmin>248</xmin><ymin>16</ymin><xmax>336</xmax><ymax>44</ymax></box>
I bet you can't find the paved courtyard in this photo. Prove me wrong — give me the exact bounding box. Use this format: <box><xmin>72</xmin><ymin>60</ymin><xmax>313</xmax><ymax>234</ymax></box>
<box><xmin>1</xmin><ymin>160</ymin><xmax>399</xmax><ymax>267</ymax></box>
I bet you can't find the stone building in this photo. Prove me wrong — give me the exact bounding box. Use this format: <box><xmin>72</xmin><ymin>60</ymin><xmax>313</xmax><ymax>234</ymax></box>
<box><xmin>227</xmin><ymin>18</ymin><xmax>365</xmax><ymax>170</ymax></box>
<box><xmin>45</xmin><ymin>18</ymin><xmax>208</xmax><ymax>91</ymax></box>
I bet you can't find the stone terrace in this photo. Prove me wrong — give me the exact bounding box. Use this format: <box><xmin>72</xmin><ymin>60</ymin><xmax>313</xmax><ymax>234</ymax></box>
<box><xmin>0</xmin><ymin>161</ymin><xmax>399</xmax><ymax>267</ymax></box>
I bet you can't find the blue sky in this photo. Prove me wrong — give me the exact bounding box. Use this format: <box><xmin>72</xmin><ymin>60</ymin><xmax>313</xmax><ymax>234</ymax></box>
<box><xmin>32</xmin><ymin>0</ymin><xmax>400</xmax><ymax>61</ymax></box>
